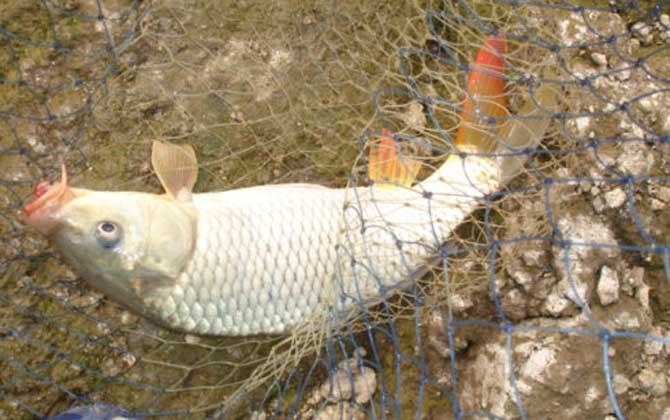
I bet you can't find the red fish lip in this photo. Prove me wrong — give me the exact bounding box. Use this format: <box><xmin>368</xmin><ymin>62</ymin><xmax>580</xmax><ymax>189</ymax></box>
<box><xmin>24</xmin><ymin>165</ymin><xmax>70</xmax><ymax>218</ymax></box>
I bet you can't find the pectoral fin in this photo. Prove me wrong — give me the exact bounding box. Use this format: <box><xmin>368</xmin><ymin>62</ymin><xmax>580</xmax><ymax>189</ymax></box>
<box><xmin>151</xmin><ymin>141</ymin><xmax>198</xmax><ymax>201</ymax></box>
<box><xmin>368</xmin><ymin>129</ymin><xmax>422</xmax><ymax>188</ymax></box>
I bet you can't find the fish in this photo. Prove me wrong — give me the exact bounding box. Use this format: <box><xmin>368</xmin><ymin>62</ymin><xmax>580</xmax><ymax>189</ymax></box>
<box><xmin>23</xmin><ymin>35</ymin><xmax>556</xmax><ymax>336</ymax></box>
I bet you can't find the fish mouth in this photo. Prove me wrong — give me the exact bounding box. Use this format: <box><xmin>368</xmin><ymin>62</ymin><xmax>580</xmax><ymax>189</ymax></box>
<box><xmin>24</xmin><ymin>165</ymin><xmax>75</xmax><ymax>235</ymax></box>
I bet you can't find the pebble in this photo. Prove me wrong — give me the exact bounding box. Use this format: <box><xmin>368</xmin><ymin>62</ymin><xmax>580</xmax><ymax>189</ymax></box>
<box><xmin>627</xmin><ymin>38</ymin><xmax>640</xmax><ymax>54</ymax></box>
<box><xmin>638</xmin><ymin>368</ymin><xmax>668</xmax><ymax>396</ymax></box>
<box><xmin>637</xmin><ymin>283</ymin><xmax>651</xmax><ymax>311</ymax></box>
<box><xmin>313</xmin><ymin>403</ymin><xmax>366</xmax><ymax>420</ymax></box>
<box><xmin>661</xmin><ymin>14</ymin><xmax>670</xmax><ymax>28</ymax></box>
<box><xmin>597</xmin><ymin>266</ymin><xmax>620</xmax><ymax>306</ymax></box>
<box><xmin>120</xmin><ymin>311</ymin><xmax>138</xmax><ymax>325</ymax></box>
<box><xmin>651</xmin><ymin>198</ymin><xmax>666</xmax><ymax>210</ymax></box>
<box><xmin>308</xmin><ymin>353</ymin><xmax>377</xmax><ymax>406</ymax></box>
<box><xmin>623</xmin><ymin>266</ymin><xmax>644</xmax><ymax>293</ymax></box>
<box><xmin>613</xmin><ymin>374</ymin><xmax>631</xmax><ymax>394</ymax></box>
<box><xmin>574</xmin><ymin>116</ymin><xmax>591</xmax><ymax>137</ymax></box>
<box><xmin>451</xmin><ymin>294</ymin><xmax>474</xmax><ymax>312</ymax></box>
<box><xmin>120</xmin><ymin>352</ymin><xmax>137</xmax><ymax>368</ymax></box>
<box><xmin>603</xmin><ymin>188</ymin><xmax>626</xmax><ymax>209</ymax></box>
<box><xmin>184</xmin><ymin>334</ymin><xmax>202</xmax><ymax>344</ymax></box>
<box><xmin>631</xmin><ymin>21</ymin><xmax>653</xmax><ymax>45</ymax></box>
<box><xmin>592</xmin><ymin>196</ymin><xmax>605</xmax><ymax>213</ymax></box>
<box><xmin>590</xmin><ymin>52</ymin><xmax>607</xmax><ymax>69</ymax></box>
<box><xmin>661</xmin><ymin>114</ymin><xmax>670</xmax><ymax>135</ymax></box>
<box><xmin>644</xmin><ymin>327</ymin><xmax>664</xmax><ymax>356</ymax></box>
<box><xmin>612</xmin><ymin>62</ymin><xmax>631</xmax><ymax>81</ymax></box>
<box><xmin>637</xmin><ymin>97</ymin><xmax>654</xmax><ymax>114</ymax></box>
<box><xmin>522</xmin><ymin>249</ymin><xmax>543</xmax><ymax>267</ymax></box>
<box><xmin>403</xmin><ymin>101</ymin><xmax>427</xmax><ymax>131</ymax></box>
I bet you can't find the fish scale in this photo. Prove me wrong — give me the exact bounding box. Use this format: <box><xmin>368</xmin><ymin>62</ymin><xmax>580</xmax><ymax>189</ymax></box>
<box><xmin>146</xmin><ymin>156</ymin><xmax>501</xmax><ymax>336</ymax></box>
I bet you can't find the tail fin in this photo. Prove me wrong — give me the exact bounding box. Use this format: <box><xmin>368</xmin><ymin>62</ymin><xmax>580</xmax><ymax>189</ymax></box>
<box><xmin>455</xmin><ymin>34</ymin><xmax>507</xmax><ymax>152</ymax></box>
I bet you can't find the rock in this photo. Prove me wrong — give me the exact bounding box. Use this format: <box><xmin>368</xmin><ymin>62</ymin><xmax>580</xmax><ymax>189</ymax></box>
<box><xmin>546</xmin><ymin>215</ymin><xmax>618</xmax><ymax>316</ymax></box>
<box><xmin>662</xmin><ymin>114</ymin><xmax>670</xmax><ymax>135</ymax></box>
<box><xmin>651</xmin><ymin>198</ymin><xmax>666</xmax><ymax>210</ymax></box>
<box><xmin>637</xmin><ymin>97</ymin><xmax>654</xmax><ymax>114</ymax></box>
<box><xmin>644</xmin><ymin>327</ymin><xmax>665</xmax><ymax>356</ymax></box>
<box><xmin>120</xmin><ymin>311</ymin><xmax>138</xmax><ymax>325</ymax></box>
<box><xmin>603</xmin><ymin>188</ymin><xmax>626</xmax><ymax>209</ymax></box>
<box><xmin>427</xmin><ymin>310</ymin><xmax>468</xmax><ymax>357</ymax></box>
<box><xmin>597</xmin><ymin>266</ymin><xmax>620</xmax><ymax>306</ymax></box>
<box><xmin>308</xmin><ymin>354</ymin><xmax>377</xmax><ymax>406</ymax></box>
<box><xmin>313</xmin><ymin>403</ymin><xmax>366</xmax><ymax>420</ymax></box>
<box><xmin>613</xmin><ymin>374</ymin><xmax>631</xmax><ymax>394</ymax></box>
<box><xmin>501</xmin><ymin>288</ymin><xmax>527</xmax><ymax>320</ymax></box>
<box><xmin>460</xmin><ymin>341</ymin><xmax>510</xmax><ymax>416</ymax></box>
<box><xmin>621</xmin><ymin>266</ymin><xmax>644</xmax><ymax>296</ymax></box>
<box><xmin>522</xmin><ymin>249</ymin><xmax>544</xmax><ymax>267</ymax></box>
<box><xmin>120</xmin><ymin>352</ymin><xmax>137</xmax><ymax>369</ymax></box>
<box><xmin>459</xmin><ymin>316</ymin><xmax>623</xmax><ymax>418</ymax></box>
<box><xmin>574</xmin><ymin>116</ymin><xmax>591</xmax><ymax>137</ymax></box>
<box><xmin>184</xmin><ymin>334</ymin><xmax>202</xmax><ymax>344</ymax></box>
<box><xmin>615</xmin><ymin>142</ymin><xmax>654</xmax><ymax>175</ymax></box>
<box><xmin>638</xmin><ymin>368</ymin><xmax>668</xmax><ymax>396</ymax></box>
<box><xmin>637</xmin><ymin>283</ymin><xmax>651</xmax><ymax>312</ymax></box>
<box><xmin>451</xmin><ymin>293</ymin><xmax>474</xmax><ymax>313</ymax></box>
<box><xmin>250</xmin><ymin>411</ymin><xmax>267</xmax><ymax>420</ymax></box>
<box><xmin>403</xmin><ymin>101</ymin><xmax>426</xmax><ymax>131</ymax></box>
<box><xmin>508</xmin><ymin>262</ymin><xmax>533</xmax><ymax>290</ymax></box>
<box><xmin>590</xmin><ymin>52</ymin><xmax>607</xmax><ymax>69</ymax></box>
<box><xmin>656</xmin><ymin>187</ymin><xmax>670</xmax><ymax>203</ymax></box>
<box><xmin>612</xmin><ymin>62</ymin><xmax>631</xmax><ymax>81</ymax></box>
<box><xmin>592</xmin><ymin>196</ymin><xmax>605</xmax><ymax>213</ymax></box>
<box><xmin>661</xmin><ymin>14</ymin><xmax>670</xmax><ymax>28</ymax></box>
<box><xmin>627</xmin><ymin>38</ymin><xmax>640</xmax><ymax>54</ymax></box>
<box><xmin>631</xmin><ymin>21</ymin><xmax>653</xmax><ymax>45</ymax></box>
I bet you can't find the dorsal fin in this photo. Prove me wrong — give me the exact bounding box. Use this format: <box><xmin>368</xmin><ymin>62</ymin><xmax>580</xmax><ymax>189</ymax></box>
<box><xmin>368</xmin><ymin>129</ymin><xmax>422</xmax><ymax>188</ymax></box>
<box><xmin>151</xmin><ymin>141</ymin><xmax>198</xmax><ymax>201</ymax></box>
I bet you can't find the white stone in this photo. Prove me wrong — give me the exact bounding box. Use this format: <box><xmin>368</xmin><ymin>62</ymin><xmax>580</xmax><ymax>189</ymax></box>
<box><xmin>520</xmin><ymin>347</ymin><xmax>556</xmax><ymax>384</ymax></box>
<box><xmin>184</xmin><ymin>334</ymin><xmax>201</xmax><ymax>344</ymax></box>
<box><xmin>644</xmin><ymin>331</ymin><xmax>664</xmax><ymax>356</ymax></box>
<box><xmin>403</xmin><ymin>100</ymin><xmax>427</xmax><ymax>131</ymax></box>
<box><xmin>584</xmin><ymin>385</ymin><xmax>601</xmax><ymax>405</ymax></box>
<box><xmin>313</xmin><ymin>403</ymin><xmax>365</xmax><ymax>420</ymax></box>
<box><xmin>598</xmin><ymin>266</ymin><xmax>620</xmax><ymax>306</ymax></box>
<box><xmin>613</xmin><ymin>374</ymin><xmax>631</xmax><ymax>394</ymax></box>
<box><xmin>310</xmin><ymin>356</ymin><xmax>377</xmax><ymax>405</ymax></box>
<box><xmin>543</xmin><ymin>291</ymin><xmax>571</xmax><ymax>316</ymax></box>
<box><xmin>522</xmin><ymin>250</ymin><xmax>543</xmax><ymax>267</ymax></box>
<box><xmin>591</xmin><ymin>52</ymin><xmax>608</xmax><ymax>69</ymax></box>
<box><xmin>637</xmin><ymin>283</ymin><xmax>651</xmax><ymax>311</ymax></box>
<box><xmin>575</xmin><ymin>116</ymin><xmax>591</xmax><ymax>137</ymax></box>
<box><xmin>638</xmin><ymin>368</ymin><xmax>668</xmax><ymax>396</ymax></box>
<box><xmin>637</xmin><ymin>97</ymin><xmax>654</xmax><ymax>114</ymax></box>
<box><xmin>603</xmin><ymin>188</ymin><xmax>626</xmax><ymax>209</ymax></box>
<box><xmin>612</xmin><ymin>62</ymin><xmax>631</xmax><ymax>81</ymax></box>
<box><xmin>662</xmin><ymin>114</ymin><xmax>670</xmax><ymax>135</ymax></box>
<box><xmin>631</xmin><ymin>21</ymin><xmax>654</xmax><ymax>45</ymax></box>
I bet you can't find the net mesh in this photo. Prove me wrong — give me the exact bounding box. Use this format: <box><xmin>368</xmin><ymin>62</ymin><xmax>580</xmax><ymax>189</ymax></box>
<box><xmin>2</xmin><ymin>0</ymin><xmax>670</xmax><ymax>418</ymax></box>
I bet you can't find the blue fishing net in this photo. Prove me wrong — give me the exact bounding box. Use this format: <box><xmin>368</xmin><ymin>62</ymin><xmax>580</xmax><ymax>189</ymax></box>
<box><xmin>2</xmin><ymin>1</ymin><xmax>670</xmax><ymax>419</ymax></box>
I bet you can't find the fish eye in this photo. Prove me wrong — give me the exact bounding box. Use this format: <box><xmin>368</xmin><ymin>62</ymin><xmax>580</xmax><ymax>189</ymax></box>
<box><xmin>95</xmin><ymin>221</ymin><xmax>122</xmax><ymax>249</ymax></box>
